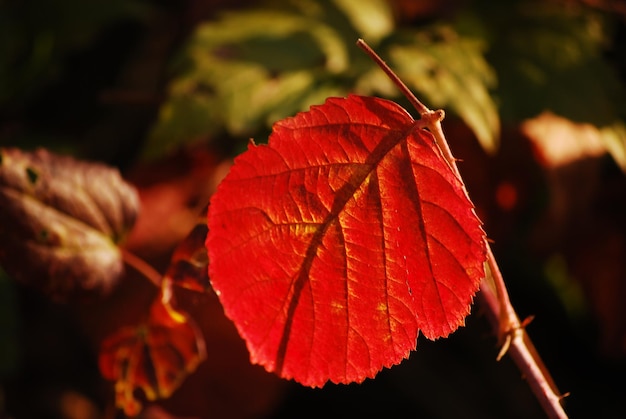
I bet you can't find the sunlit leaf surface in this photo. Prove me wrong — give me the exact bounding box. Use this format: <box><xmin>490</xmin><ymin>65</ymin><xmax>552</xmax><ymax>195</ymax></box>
<box><xmin>207</xmin><ymin>95</ymin><xmax>486</xmax><ymax>387</ymax></box>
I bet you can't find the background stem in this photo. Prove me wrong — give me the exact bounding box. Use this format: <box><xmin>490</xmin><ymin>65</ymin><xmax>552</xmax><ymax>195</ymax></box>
<box><xmin>121</xmin><ymin>248</ymin><xmax>162</xmax><ymax>287</ymax></box>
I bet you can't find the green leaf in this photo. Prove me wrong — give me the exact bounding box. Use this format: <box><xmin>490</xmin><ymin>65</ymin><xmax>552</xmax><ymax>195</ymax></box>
<box><xmin>486</xmin><ymin>4</ymin><xmax>615</xmax><ymax>120</ymax></box>
<box><xmin>146</xmin><ymin>0</ymin><xmax>500</xmax><ymax>158</ymax></box>
<box><xmin>147</xmin><ymin>92</ymin><xmax>222</xmax><ymax>159</ymax></box>
<box><xmin>477</xmin><ymin>1</ymin><xmax>626</xmax><ymax>168</ymax></box>
<box><xmin>332</xmin><ymin>0</ymin><xmax>394</xmax><ymax>43</ymax></box>
<box><xmin>145</xmin><ymin>6</ymin><xmax>352</xmax><ymax>157</ymax></box>
<box><xmin>386</xmin><ymin>26</ymin><xmax>500</xmax><ymax>153</ymax></box>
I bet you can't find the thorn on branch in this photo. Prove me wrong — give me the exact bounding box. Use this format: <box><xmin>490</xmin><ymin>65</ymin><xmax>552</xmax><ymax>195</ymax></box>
<box><xmin>521</xmin><ymin>315</ymin><xmax>535</xmax><ymax>328</ymax></box>
<box><xmin>496</xmin><ymin>316</ymin><xmax>535</xmax><ymax>361</ymax></box>
<box><xmin>497</xmin><ymin>333</ymin><xmax>512</xmax><ymax>361</ymax></box>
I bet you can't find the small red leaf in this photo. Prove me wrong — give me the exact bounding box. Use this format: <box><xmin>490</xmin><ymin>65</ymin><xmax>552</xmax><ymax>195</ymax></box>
<box><xmin>163</xmin><ymin>215</ymin><xmax>210</xmax><ymax>293</ymax></box>
<box><xmin>99</xmin><ymin>287</ymin><xmax>205</xmax><ymax>416</ymax></box>
<box><xmin>207</xmin><ymin>95</ymin><xmax>486</xmax><ymax>387</ymax></box>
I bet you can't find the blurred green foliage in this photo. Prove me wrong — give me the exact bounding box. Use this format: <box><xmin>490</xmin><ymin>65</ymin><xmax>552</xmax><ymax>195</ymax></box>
<box><xmin>145</xmin><ymin>0</ymin><xmax>499</xmax><ymax>158</ymax></box>
<box><xmin>462</xmin><ymin>0</ymin><xmax>626</xmax><ymax>168</ymax></box>
<box><xmin>146</xmin><ymin>0</ymin><xmax>626</xmax><ymax>170</ymax></box>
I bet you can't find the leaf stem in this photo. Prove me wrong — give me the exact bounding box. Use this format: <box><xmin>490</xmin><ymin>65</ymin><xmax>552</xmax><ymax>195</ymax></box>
<box><xmin>356</xmin><ymin>39</ymin><xmax>460</xmax><ymax>177</ymax></box>
<box><xmin>357</xmin><ymin>39</ymin><xmax>569</xmax><ymax>418</ymax></box>
<box><xmin>356</xmin><ymin>39</ymin><xmax>429</xmax><ymax>115</ymax></box>
<box><xmin>121</xmin><ymin>248</ymin><xmax>162</xmax><ymax>288</ymax></box>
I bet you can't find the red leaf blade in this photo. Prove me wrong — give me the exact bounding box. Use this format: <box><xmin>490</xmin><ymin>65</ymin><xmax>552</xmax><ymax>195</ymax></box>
<box><xmin>163</xmin><ymin>215</ymin><xmax>210</xmax><ymax>293</ymax></box>
<box><xmin>207</xmin><ymin>95</ymin><xmax>485</xmax><ymax>387</ymax></box>
<box><xmin>99</xmin><ymin>290</ymin><xmax>205</xmax><ymax>415</ymax></box>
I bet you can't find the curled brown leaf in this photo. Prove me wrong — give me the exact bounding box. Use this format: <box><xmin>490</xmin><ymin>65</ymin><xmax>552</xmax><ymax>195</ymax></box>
<box><xmin>0</xmin><ymin>147</ymin><xmax>139</xmax><ymax>299</ymax></box>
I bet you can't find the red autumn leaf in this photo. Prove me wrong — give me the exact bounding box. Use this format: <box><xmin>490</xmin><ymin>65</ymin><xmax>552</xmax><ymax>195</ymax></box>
<box><xmin>162</xmin><ymin>214</ymin><xmax>210</xmax><ymax>293</ymax></box>
<box><xmin>99</xmin><ymin>285</ymin><xmax>205</xmax><ymax>416</ymax></box>
<box><xmin>206</xmin><ymin>95</ymin><xmax>486</xmax><ymax>387</ymax></box>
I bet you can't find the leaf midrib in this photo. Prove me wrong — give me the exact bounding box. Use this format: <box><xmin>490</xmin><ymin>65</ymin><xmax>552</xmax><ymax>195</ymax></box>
<box><xmin>273</xmin><ymin>119</ymin><xmax>423</xmax><ymax>377</ymax></box>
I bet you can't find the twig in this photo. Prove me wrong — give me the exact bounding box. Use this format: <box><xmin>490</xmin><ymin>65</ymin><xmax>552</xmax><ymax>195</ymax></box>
<box><xmin>121</xmin><ymin>248</ymin><xmax>162</xmax><ymax>288</ymax></box>
<box><xmin>356</xmin><ymin>38</ymin><xmax>568</xmax><ymax>419</ymax></box>
<box><xmin>356</xmin><ymin>40</ymin><xmax>468</xmax><ymax>178</ymax></box>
